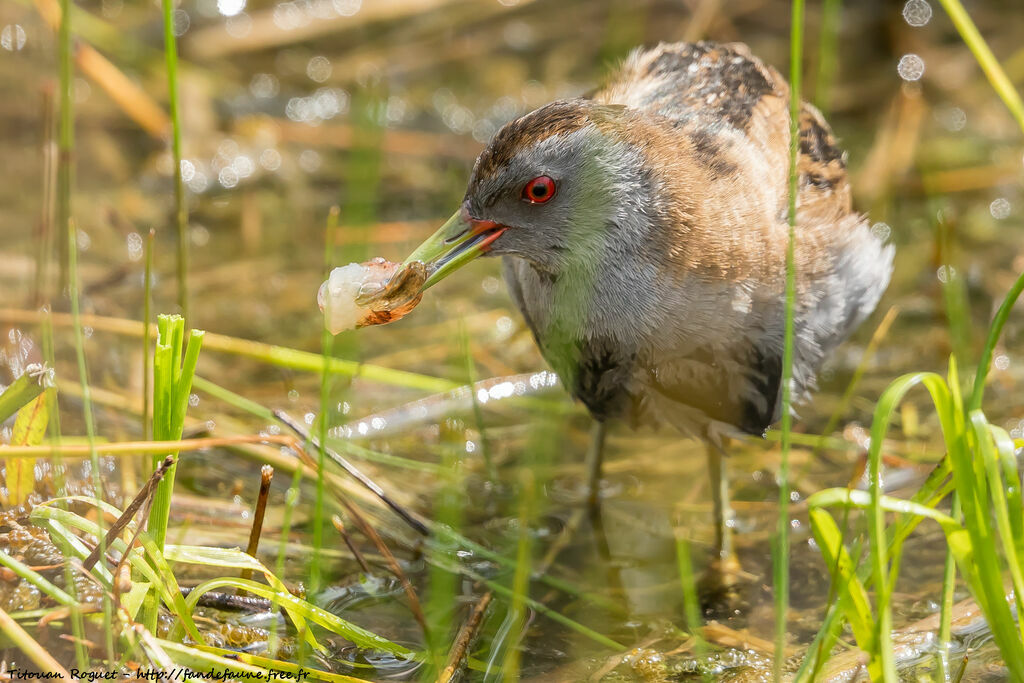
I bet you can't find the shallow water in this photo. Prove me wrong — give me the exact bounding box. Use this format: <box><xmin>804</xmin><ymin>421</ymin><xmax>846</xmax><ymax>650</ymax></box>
<box><xmin>1</xmin><ymin>0</ymin><xmax>1024</xmax><ymax>679</ymax></box>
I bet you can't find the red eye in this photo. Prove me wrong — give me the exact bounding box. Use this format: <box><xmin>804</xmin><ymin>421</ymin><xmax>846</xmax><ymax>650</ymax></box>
<box><xmin>522</xmin><ymin>175</ymin><xmax>556</xmax><ymax>203</ymax></box>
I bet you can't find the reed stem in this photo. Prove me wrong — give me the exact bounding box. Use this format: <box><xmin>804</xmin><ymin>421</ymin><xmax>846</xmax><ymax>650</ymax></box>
<box><xmin>161</xmin><ymin>0</ymin><xmax>188</xmax><ymax>320</ymax></box>
<box><xmin>775</xmin><ymin>0</ymin><xmax>804</xmax><ymax>676</ymax></box>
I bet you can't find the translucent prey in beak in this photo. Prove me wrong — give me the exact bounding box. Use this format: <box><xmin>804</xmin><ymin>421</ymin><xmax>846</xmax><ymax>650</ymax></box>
<box><xmin>403</xmin><ymin>205</ymin><xmax>506</xmax><ymax>290</ymax></box>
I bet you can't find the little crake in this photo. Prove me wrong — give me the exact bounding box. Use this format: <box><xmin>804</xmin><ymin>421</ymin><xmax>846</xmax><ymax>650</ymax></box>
<box><xmin>403</xmin><ymin>41</ymin><xmax>894</xmax><ymax>574</ymax></box>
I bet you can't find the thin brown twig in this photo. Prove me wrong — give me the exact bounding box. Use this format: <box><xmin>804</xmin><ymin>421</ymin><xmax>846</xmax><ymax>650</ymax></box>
<box><xmin>275</xmin><ymin>409</ymin><xmax>429</xmax><ymax>536</ymax></box>
<box><xmin>340</xmin><ymin>500</ymin><xmax>428</xmax><ymax>635</ymax></box>
<box><xmin>330</xmin><ymin>515</ymin><xmax>372</xmax><ymax>575</ymax></box>
<box><xmin>438</xmin><ymin>592</ymin><xmax>493</xmax><ymax>683</ymax></box>
<box><xmin>240</xmin><ymin>465</ymin><xmax>274</xmax><ymax>582</ymax></box>
<box><xmin>83</xmin><ymin>455</ymin><xmax>174</xmax><ymax>571</ymax></box>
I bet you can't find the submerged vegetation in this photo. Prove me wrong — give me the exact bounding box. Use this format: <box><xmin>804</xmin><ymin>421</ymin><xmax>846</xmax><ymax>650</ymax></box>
<box><xmin>0</xmin><ymin>0</ymin><xmax>1023</xmax><ymax>680</ymax></box>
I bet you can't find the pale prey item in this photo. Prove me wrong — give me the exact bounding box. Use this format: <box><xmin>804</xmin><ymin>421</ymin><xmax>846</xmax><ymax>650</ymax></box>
<box><xmin>317</xmin><ymin>258</ymin><xmax>427</xmax><ymax>333</ymax></box>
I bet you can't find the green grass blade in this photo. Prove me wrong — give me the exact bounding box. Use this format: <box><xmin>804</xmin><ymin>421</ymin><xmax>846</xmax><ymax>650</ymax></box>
<box><xmin>143</xmin><ymin>229</ymin><xmax>154</xmax><ymax>441</ymax></box>
<box><xmin>32</xmin><ymin>500</ymin><xmax>210</xmax><ymax>643</ymax></box>
<box><xmin>775</xmin><ymin>0</ymin><xmax>805</xmax><ymax>673</ymax></box>
<box><xmin>312</xmin><ymin>207</ymin><xmax>340</xmax><ymax>599</ymax></box>
<box><xmin>0</xmin><ymin>371</ymin><xmax>48</xmax><ymax>423</ymax></box>
<box><xmin>191</xmin><ymin>375</ymin><xmax>276</xmax><ymax>422</ymax></box>
<box><xmin>183</xmin><ymin>577</ymin><xmax>412</xmax><ymax>656</ymax></box>
<box><xmin>862</xmin><ymin>371</ymin><xmax>955</xmax><ymax>679</ymax></box>
<box><xmin>971</xmin><ymin>414</ymin><xmax>1024</xmax><ymax>645</ymax></box>
<box><xmin>813</xmin><ymin>0</ymin><xmax>842</xmax><ymax>114</ymax></box>
<box><xmin>0</xmin><ymin>548</ymin><xmax>75</xmax><ymax>606</ymax></box>
<box><xmin>807</xmin><ymin>508</ymin><xmax>875</xmax><ymax>658</ymax></box>
<box><xmin>969</xmin><ymin>268</ymin><xmax>1024</xmax><ymax>412</ymax></box>
<box><xmin>0</xmin><ymin>605</ymin><xmax>70</xmax><ymax>676</ymax></box>
<box><xmin>934</xmin><ymin>0</ymin><xmax>1024</xmax><ymax>133</ymax></box>
<box><xmin>674</xmin><ymin>532</ymin><xmax>708</xmax><ymax>664</ymax></box>
<box><xmin>160</xmin><ymin>0</ymin><xmax>188</xmax><ymax>318</ymax></box>
<box><xmin>170</xmin><ymin>330</ymin><xmax>203</xmax><ymax>434</ymax></box>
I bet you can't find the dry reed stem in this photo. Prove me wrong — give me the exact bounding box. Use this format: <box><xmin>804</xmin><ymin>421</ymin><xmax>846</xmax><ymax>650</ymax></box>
<box><xmin>30</xmin><ymin>0</ymin><xmax>169</xmax><ymax>138</ymax></box>
<box><xmin>75</xmin><ymin>45</ymin><xmax>170</xmax><ymax>138</ymax></box>
<box><xmin>0</xmin><ymin>434</ymin><xmax>300</xmax><ymax>459</ymax></box>
<box><xmin>82</xmin><ymin>454</ymin><xmax>175</xmax><ymax>571</ymax></box>
<box><xmin>0</xmin><ymin>605</ymin><xmax>73</xmax><ymax>676</ymax></box>
<box><xmin>184</xmin><ymin>0</ymin><xmax>474</xmax><ymax>59</ymax></box>
<box><xmin>330</xmin><ymin>515</ymin><xmax>372</xmax><ymax>575</ymax></box>
<box><xmin>437</xmin><ymin>591</ymin><xmax>493</xmax><ymax>683</ymax></box>
<box><xmin>334</xmin><ymin>498</ymin><xmax>428</xmax><ymax>634</ymax></box>
<box><xmin>240</xmin><ymin>465</ymin><xmax>274</xmax><ymax>582</ymax></box>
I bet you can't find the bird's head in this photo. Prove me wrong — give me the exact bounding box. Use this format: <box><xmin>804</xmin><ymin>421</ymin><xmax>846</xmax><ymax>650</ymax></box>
<box><xmin>405</xmin><ymin>99</ymin><xmax>656</xmax><ymax>289</ymax></box>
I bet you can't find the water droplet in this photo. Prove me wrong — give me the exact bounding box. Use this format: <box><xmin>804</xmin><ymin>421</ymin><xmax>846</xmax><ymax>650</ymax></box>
<box><xmin>186</xmin><ymin>169</ymin><xmax>209</xmax><ymax>193</ymax></box>
<box><xmin>259</xmin><ymin>148</ymin><xmax>281</xmax><ymax>171</ymax></box>
<box><xmin>76</xmin><ymin>229</ymin><xmax>91</xmax><ymax>251</ymax></box>
<box><xmin>503</xmin><ymin>20</ymin><xmax>533</xmax><ymax>49</ymax></box>
<box><xmin>273</xmin><ymin>2</ymin><xmax>306</xmax><ymax>29</ymax></box>
<box><xmin>990</xmin><ymin>197</ymin><xmax>1011</xmax><ymax>220</ymax></box>
<box><xmin>870</xmin><ymin>221</ymin><xmax>892</xmax><ymax>241</ymax></box>
<box><xmin>250</xmin><ymin>73</ymin><xmax>279</xmax><ymax>99</ymax></box>
<box><xmin>232</xmin><ymin>155</ymin><xmax>255</xmax><ymax>178</ymax></box>
<box><xmin>994</xmin><ymin>354</ymin><xmax>1010</xmax><ymax>370</ymax></box>
<box><xmin>309</xmin><ymin>0</ymin><xmax>334</xmax><ymax>19</ymax></box>
<box><xmin>172</xmin><ymin>9</ymin><xmax>190</xmax><ymax>36</ymax></box>
<box><xmin>74</xmin><ymin>78</ymin><xmax>91</xmax><ymax>104</ymax></box>
<box><xmin>102</xmin><ymin>0</ymin><xmax>123</xmax><ymax>19</ymax></box>
<box><xmin>287</xmin><ymin>389</ymin><xmax>300</xmax><ymax>401</ymax></box>
<box><xmin>217</xmin><ymin>0</ymin><xmax>245</xmax><ymax>17</ymax></box>
<box><xmin>443</xmin><ymin>104</ymin><xmax>475</xmax><ymax>134</ymax></box>
<box><xmin>190</xmin><ymin>225</ymin><xmax>210</xmax><ymax>247</ymax></box>
<box><xmin>306</xmin><ymin>55</ymin><xmax>332</xmax><ymax>83</ymax></box>
<box><xmin>180</xmin><ymin>159</ymin><xmax>195</xmax><ymax>182</ymax></box>
<box><xmin>312</xmin><ymin>87</ymin><xmax>346</xmax><ymax>119</ymax></box>
<box><xmin>936</xmin><ymin>106</ymin><xmax>966</xmax><ymax>132</ymax></box>
<box><xmin>286</xmin><ymin>97</ymin><xmax>314</xmax><ymax>123</ymax></box>
<box><xmin>225</xmin><ymin>12</ymin><xmax>252</xmax><ymax>37</ymax></box>
<box><xmin>495</xmin><ymin>316</ymin><xmax>513</xmax><ymax>336</ymax></box>
<box><xmin>304</xmin><ymin>412</ymin><xmax>315</xmax><ymax>424</ymax></box>
<box><xmin>897</xmin><ymin>54</ymin><xmax>925</xmax><ymax>81</ymax></box>
<box><xmin>298</xmin><ymin>149</ymin><xmax>321</xmax><ymax>173</ymax></box>
<box><xmin>472</xmin><ymin>119</ymin><xmax>497</xmax><ymax>143</ymax></box>
<box><xmin>332</xmin><ymin>0</ymin><xmax>360</xmax><ymax>16</ymax></box>
<box><xmin>126</xmin><ymin>232</ymin><xmax>143</xmax><ymax>262</ymax></box>
<box><xmin>481</xmin><ymin>276</ymin><xmax>500</xmax><ymax>294</ymax></box>
<box><xmin>902</xmin><ymin>0</ymin><xmax>932</xmax><ymax>26</ymax></box>
<box><xmin>1</xmin><ymin>24</ymin><xmax>27</xmax><ymax>51</ymax></box>
<box><xmin>189</xmin><ymin>393</ymin><xmax>200</xmax><ymax>407</ymax></box>
<box><xmin>936</xmin><ymin>264</ymin><xmax>956</xmax><ymax>283</ymax></box>
<box><xmin>218</xmin><ymin>166</ymin><xmax>239</xmax><ymax>188</ymax></box>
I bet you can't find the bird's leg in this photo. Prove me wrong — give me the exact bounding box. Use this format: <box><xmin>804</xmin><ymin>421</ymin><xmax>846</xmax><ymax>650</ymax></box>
<box><xmin>704</xmin><ymin>441</ymin><xmax>742</xmax><ymax>587</ymax></box>
<box><xmin>584</xmin><ymin>420</ymin><xmax>607</xmax><ymax>508</ymax></box>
